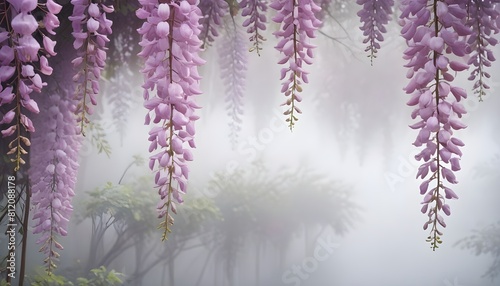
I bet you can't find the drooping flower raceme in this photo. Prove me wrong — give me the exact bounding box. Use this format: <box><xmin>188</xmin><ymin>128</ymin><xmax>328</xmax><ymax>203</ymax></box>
<box><xmin>356</xmin><ymin>0</ymin><xmax>394</xmax><ymax>64</ymax></box>
<box><xmin>137</xmin><ymin>0</ymin><xmax>205</xmax><ymax>240</ymax></box>
<box><xmin>240</xmin><ymin>0</ymin><xmax>268</xmax><ymax>55</ymax></box>
<box><xmin>105</xmin><ymin>33</ymin><xmax>138</xmax><ymax>145</ymax></box>
<box><xmin>70</xmin><ymin>0</ymin><xmax>114</xmax><ymax>134</ymax></box>
<box><xmin>198</xmin><ymin>0</ymin><xmax>228</xmax><ymax>48</ymax></box>
<box><xmin>30</xmin><ymin>92</ymin><xmax>81</xmax><ymax>274</ymax></box>
<box><xmin>400</xmin><ymin>0</ymin><xmax>471</xmax><ymax>250</ymax></box>
<box><xmin>106</xmin><ymin>63</ymin><xmax>136</xmax><ymax>145</ymax></box>
<box><xmin>218</xmin><ymin>23</ymin><xmax>248</xmax><ymax>148</ymax></box>
<box><xmin>465</xmin><ymin>0</ymin><xmax>500</xmax><ymax>101</ymax></box>
<box><xmin>270</xmin><ymin>0</ymin><xmax>321</xmax><ymax>129</ymax></box>
<box><xmin>0</xmin><ymin>0</ymin><xmax>61</xmax><ymax>171</ymax></box>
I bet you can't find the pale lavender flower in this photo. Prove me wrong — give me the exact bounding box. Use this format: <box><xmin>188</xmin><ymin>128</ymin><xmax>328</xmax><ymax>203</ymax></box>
<box><xmin>465</xmin><ymin>0</ymin><xmax>500</xmax><ymax>101</ymax></box>
<box><xmin>199</xmin><ymin>0</ymin><xmax>228</xmax><ymax>48</ymax></box>
<box><xmin>270</xmin><ymin>0</ymin><xmax>322</xmax><ymax>129</ymax></box>
<box><xmin>70</xmin><ymin>0</ymin><xmax>114</xmax><ymax>134</ymax></box>
<box><xmin>30</xmin><ymin>91</ymin><xmax>81</xmax><ymax>274</ymax></box>
<box><xmin>356</xmin><ymin>0</ymin><xmax>394</xmax><ymax>64</ymax></box>
<box><xmin>106</xmin><ymin>70</ymin><xmax>136</xmax><ymax>144</ymax></box>
<box><xmin>137</xmin><ymin>0</ymin><xmax>205</xmax><ymax>240</ymax></box>
<box><xmin>1</xmin><ymin>0</ymin><xmax>61</xmax><ymax>170</ymax></box>
<box><xmin>105</xmin><ymin>33</ymin><xmax>138</xmax><ymax>145</ymax></box>
<box><xmin>400</xmin><ymin>0</ymin><xmax>471</xmax><ymax>250</ymax></box>
<box><xmin>240</xmin><ymin>0</ymin><xmax>268</xmax><ymax>55</ymax></box>
<box><xmin>218</xmin><ymin>22</ymin><xmax>248</xmax><ymax>148</ymax></box>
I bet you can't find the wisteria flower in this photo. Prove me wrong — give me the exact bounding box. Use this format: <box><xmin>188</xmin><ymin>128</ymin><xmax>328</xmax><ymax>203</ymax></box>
<box><xmin>465</xmin><ymin>0</ymin><xmax>500</xmax><ymax>101</ymax></box>
<box><xmin>218</xmin><ymin>22</ymin><xmax>248</xmax><ymax>148</ymax></box>
<box><xmin>198</xmin><ymin>0</ymin><xmax>228</xmax><ymax>48</ymax></box>
<box><xmin>240</xmin><ymin>0</ymin><xmax>268</xmax><ymax>54</ymax></box>
<box><xmin>137</xmin><ymin>0</ymin><xmax>205</xmax><ymax>240</ymax></box>
<box><xmin>30</xmin><ymin>92</ymin><xmax>81</xmax><ymax>274</ymax></box>
<box><xmin>0</xmin><ymin>0</ymin><xmax>61</xmax><ymax>171</ymax></box>
<box><xmin>70</xmin><ymin>0</ymin><xmax>114</xmax><ymax>134</ymax></box>
<box><xmin>400</xmin><ymin>0</ymin><xmax>471</xmax><ymax>250</ymax></box>
<box><xmin>356</xmin><ymin>0</ymin><xmax>394</xmax><ymax>64</ymax></box>
<box><xmin>270</xmin><ymin>0</ymin><xmax>321</xmax><ymax>129</ymax></box>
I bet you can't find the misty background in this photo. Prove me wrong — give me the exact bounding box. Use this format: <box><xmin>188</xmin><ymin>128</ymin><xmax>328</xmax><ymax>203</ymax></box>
<box><xmin>20</xmin><ymin>4</ymin><xmax>500</xmax><ymax>286</ymax></box>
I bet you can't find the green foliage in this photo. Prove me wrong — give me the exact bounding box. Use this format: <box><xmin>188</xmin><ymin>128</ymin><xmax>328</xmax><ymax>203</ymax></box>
<box><xmin>75</xmin><ymin>266</ymin><xmax>123</xmax><ymax>286</ymax></box>
<box><xmin>201</xmin><ymin>160</ymin><xmax>360</xmax><ymax>283</ymax></box>
<box><xmin>75</xmin><ymin>179</ymin><xmax>156</xmax><ymax>230</ymax></box>
<box><xmin>208</xmin><ymin>161</ymin><xmax>360</xmax><ymax>239</ymax></box>
<box><xmin>30</xmin><ymin>268</ymin><xmax>70</xmax><ymax>286</ymax></box>
<box><xmin>131</xmin><ymin>154</ymin><xmax>145</xmax><ymax>166</ymax></box>
<box><xmin>0</xmin><ymin>267</ymin><xmax>123</xmax><ymax>286</ymax></box>
<box><xmin>72</xmin><ymin>165</ymin><xmax>221</xmax><ymax>283</ymax></box>
<box><xmin>75</xmin><ymin>158</ymin><xmax>221</xmax><ymax>240</ymax></box>
<box><xmin>24</xmin><ymin>266</ymin><xmax>123</xmax><ymax>286</ymax></box>
<box><xmin>85</xmin><ymin>121</ymin><xmax>112</xmax><ymax>157</ymax></box>
<box><xmin>175</xmin><ymin>196</ymin><xmax>223</xmax><ymax>237</ymax></box>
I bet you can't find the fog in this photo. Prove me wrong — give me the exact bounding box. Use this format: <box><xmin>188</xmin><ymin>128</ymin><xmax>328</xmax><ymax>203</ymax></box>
<box><xmin>23</xmin><ymin>12</ymin><xmax>500</xmax><ymax>286</ymax></box>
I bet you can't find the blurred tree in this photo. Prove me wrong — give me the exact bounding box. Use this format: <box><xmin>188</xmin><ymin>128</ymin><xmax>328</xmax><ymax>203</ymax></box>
<box><xmin>201</xmin><ymin>160</ymin><xmax>360</xmax><ymax>285</ymax></box>
<box><xmin>455</xmin><ymin>221</ymin><xmax>500</xmax><ymax>280</ymax></box>
<box><xmin>73</xmin><ymin>158</ymin><xmax>221</xmax><ymax>285</ymax></box>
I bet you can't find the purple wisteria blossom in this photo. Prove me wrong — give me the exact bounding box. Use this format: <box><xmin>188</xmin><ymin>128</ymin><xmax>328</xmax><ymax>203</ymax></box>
<box><xmin>356</xmin><ymin>0</ymin><xmax>394</xmax><ymax>64</ymax></box>
<box><xmin>400</xmin><ymin>0</ymin><xmax>471</xmax><ymax>250</ymax></box>
<box><xmin>30</xmin><ymin>91</ymin><xmax>81</xmax><ymax>274</ymax></box>
<box><xmin>218</xmin><ymin>23</ymin><xmax>248</xmax><ymax>148</ymax></box>
<box><xmin>0</xmin><ymin>0</ymin><xmax>61</xmax><ymax>170</ymax></box>
<box><xmin>137</xmin><ymin>0</ymin><xmax>205</xmax><ymax>240</ymax></box>
<box><xmin>240</xmin><ymin>0</ymin><xmax>268</xmax><ymax>55</ymax></box>
<box><xmin>70</xmin><ymin>0</ymin><xmax>114</xmax><ymax>134</ymax></box>
<box><xmin>465</xmin><ymin>0</ymin><xmax>500</xmax><ymax>101</ymax></box>
<box><xmin>270</xmin><ymin>0</ymin><xmax>321</xmax><ymax>129</ymax></box>
<box><xmin>199</xmin><ymin>0</ymin><xmax>228</xmax><ymax>48</ymax></box>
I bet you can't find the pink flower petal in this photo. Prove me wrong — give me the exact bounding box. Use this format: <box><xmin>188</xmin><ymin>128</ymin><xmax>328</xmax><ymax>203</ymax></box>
<box><xmin>43</xmin><ymin>36</ymin><xmax>57</xmax><ymax>56</ymax></box>
<box><xmin>40</xmin><ymin>56</ymin><xmax>53</xmax><ymax>75</ymax></box>
<box><xmin>87</xmin><ymin>17</ymin><xmax>100</xmax><ymax>33</ymax></box>
<box><xmin>88</xmin><ymin>3</ymin><xmax>100</xmax><ymax>18</ymax></box>
<box><xmin>46</xmin><ymin>0</ymin><xmax>62</xmax><ymax>14</ymax></box>
<box><xmin>11</xmin><ymin>12</ymin><xmax>38</xmax><ymax>35</ymax></box>
<box><xmin>0</xmin><ymin>109</ymin><xmax>15</xmax><ymax>125</ymax></box>
<box><xmin>442</xmin><ymin>204</ymin><xmax>451</xmax><ymax>216</ymax></box>
<box><xmin>158</xmin><ymin>3</ymin><xmax>170</xmax><ymax>20</ymax></box>
<box><xmin>156</xmin><ymin>21</ymin><xmax>170</xmax><ymax>38</ymax></box>
<box><xmin>1</xmin><ymin>125</ymin><xmax>17</xmax><ymax>137</ymax></box>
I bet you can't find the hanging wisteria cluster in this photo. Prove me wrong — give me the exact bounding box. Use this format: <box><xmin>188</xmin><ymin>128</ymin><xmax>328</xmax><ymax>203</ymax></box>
<box><xmin>240</xmin><ymin>0</ymin><xmax>268</xmax><ymax>54</ymax></box>
<box><xmin>270</xmin><ymin>0</ymin><xmax>322</xmax><ymax>129</ymax></box>
<box><xmin>465</xmin><ymin>0</ymin><xmax>500</xmax><ymax>101</ymax></box>
<box><xmin>137</xmin><ymin>0</ymin><xmax>204</xmax><ymax>240</ymax></box>
<box><xmin>0</xmin><ymin>0</ymin><xmax>61</xmax><ymax>171</ymax></box>
<box><xmin>70</xmin><ymin>0</ymin><xmax>114</xmax><ymax>134</ymax></box>
<box><xmin>0</xmin><ymin>0</ymin><xmax>499</xmax><ymax>275</ymax></box>
<box><xmin>30</xmin><ymin>91</ymin><xmax>81</xmax><ymax>273</ymax></box>
<box><xmin>356</xmin><ymin>0</ymin><xmax>394</xmax><ymax>64</ymax></box>
<box><xmin>400</xmin><ymin>0</ymin><xmax>472</xmax><ymax>250</ymax></box>
<box><xmin>218</xmin><ymin>21</ymin><xmax>248</xmax><ymax>148</ymax></box>
<box><xmin>199</xmin><ymin>0</ymin><xmax>227</xmax><ymax>47</ymax></box>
